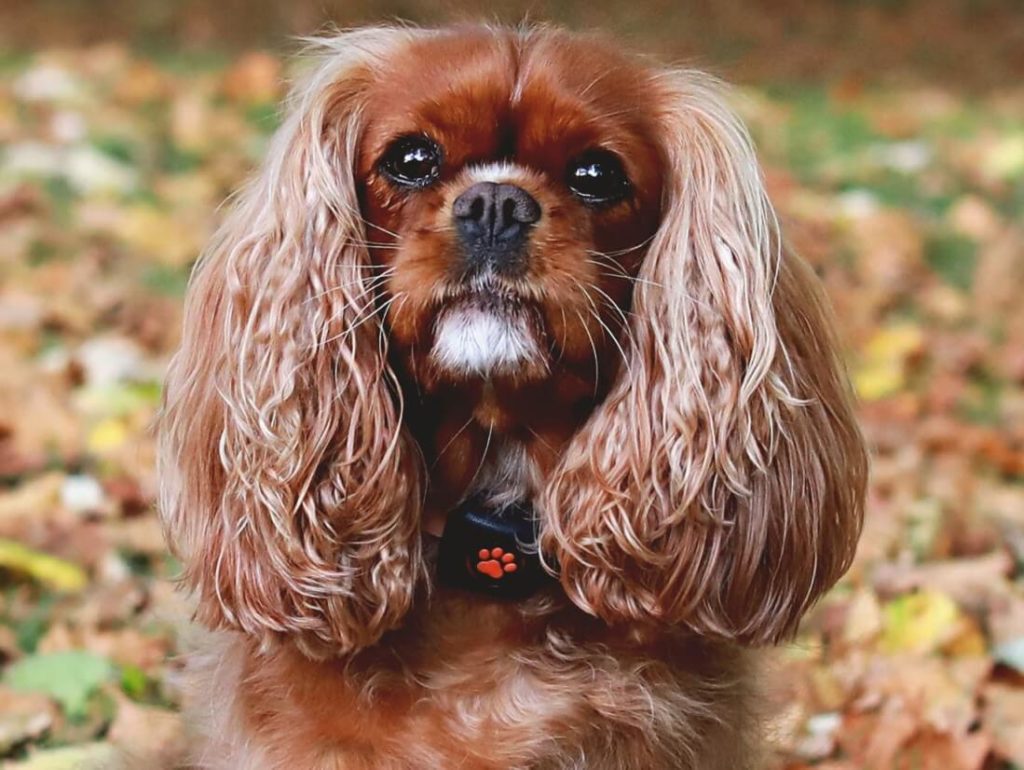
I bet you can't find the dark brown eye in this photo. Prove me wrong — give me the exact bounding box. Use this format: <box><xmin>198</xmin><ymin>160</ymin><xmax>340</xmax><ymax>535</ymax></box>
<box><xmin>380</xmin><ymin>135</ymin><xmax>443</xmax><ymax>187</ymax></box>
<box><xmin>566</xmin><ymin>150</ymin><xmax>631</xmax><ymax>205</ymax></box>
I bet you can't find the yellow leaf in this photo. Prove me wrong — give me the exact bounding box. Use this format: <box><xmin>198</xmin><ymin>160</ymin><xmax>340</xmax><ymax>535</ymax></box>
<box><xmin>854</xmin><ymin>361</ymin><xmax>905</xmax><ymax>401</ymax></box>
<box><xmin>945</xmin><ymin>617</ymin><xmax>988</xmax><ymax>657</ymax></box>
<box><xmin>0</xmin><ymin>473</ymin><xmax>63</xmax><ymax>523</ymax></box>
<box><xmin>854</xmin><ymin>323</ymin><xmax>924</xmax><ymax>400</ymax></box>
<box><xmin>863</xmin><ymin>323</ymin><xmax>924</xmax><ymax>361</ymax></box>
<box><xmin>6</xmin><ymin>742</ymin><xmax>120</xmax><ymax>770</ymax></box>
<box><xmin>881</xmin><ymin>590</ymin><xmax>960</xmax><ymax>654</ymax></box>
<box><xmin>0</xmin><ymin>539</ymin><xmax>87</xmax><ymax>592</ymax></box>
<box><xmin>983</xmin><ymin>133</ymin><xmax>1024</xmax><ymax>181</ymax></box>
<box><xmin>116</xmin><ymin>204</ymin><xmax>199</xmax><ymax>267</ymax></box>
<box><xmin>87</xmin><ymin>418</ymin><xmax>128</xmax><ymax>453</ymax></box>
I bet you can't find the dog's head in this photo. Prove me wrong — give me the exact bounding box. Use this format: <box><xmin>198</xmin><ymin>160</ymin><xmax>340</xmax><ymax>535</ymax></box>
<box><xmin>159</xmin><ymin>25</ymin><xmax>867</xmax><ymax>657</ymax></box>
<box><xmin>355</xmin><ymin>27</ymin><xmax>663</xmax><ymax>387</ymax></box>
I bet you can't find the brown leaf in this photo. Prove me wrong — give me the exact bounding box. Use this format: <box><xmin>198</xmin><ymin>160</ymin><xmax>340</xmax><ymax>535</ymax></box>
<box><xmin>107</xmin><ymin>698</ymin><xmax>186</xmax><ymax>767</ymax></box>
<box><xmin>872</xmin><ymin>551</ymin><xmax>1014</xmax><ymax>611</ymax></box>
<box><xmin>221</xmin><ymin>52</ymin><xmax>282</xmax><ymax>103</ymax></box>
<box><xmin>847</xmin><ymin>210</ymin><xmax>926</xmax><ymax>307</ymax></box>
<box><xmin>0</xmin><ymin>687</ymin><xmax>57</xmax><ymax>754</ymax></box>
<box><xmin>895</xmin><ymin>730</ymin><xmax>990</xmax><ymax>770</ymax></box>
<box><xmin>972</xmin><ymin>228</ymin><xmax>1024</xmax><ymax>327</ymax></box>
<box><xmin>982</xmin><ymin>683</ymin><xmax>1024</xmax><ymax>765</ymax></box>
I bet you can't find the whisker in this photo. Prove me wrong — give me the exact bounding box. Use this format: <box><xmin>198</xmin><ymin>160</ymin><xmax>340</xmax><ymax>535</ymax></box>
<box><xmin>525</xmin><ymin>426</ymin><xmax>556</xmax><ymax>454</ymax></box>
<box><xmin>431</xmin><ymin>415</ymin><xmax>476</xmax><ymax>469</ymax></box>
<box><xmin>587</xmin><ymin>254</ymin><xmax>631</xmax><ymax>275</ymax></box>
<box><xmin>585</xmin><ymin>252</ymin><xmax>663</xmax><ymax>288</ymax></box>
<box><xmin>316</xmin><ymin>293</ymin><xmax>401</xmax><ymax>348</ymax></box>
<box><xmin>553</xmin><ymin>302</ymin><xmax>569</xmax><ymax>366</ymax></box>
<box><xmin>569</xmin><ymin>275</ymin><xmax>634</xmax><ymax>382</ymax></box>
<box><xmin>358</xmin><ymin>218</ymin><xmax>402</xmax><ymax>240</ymax></box>
<box><xmin>303</xmin><ymin>269</ymin><xmax>396</xmax><ymax>306</ymax></box>
<box><xmin>466</xmin><ymin>422</ymin><xmax>494</xmax><ymax>492</ymax></box>
<box><xmin>585</xmin><ymin>234</ymin><xmax>654</xmax><ymax>258</ymax></box>
<box><xmin>573</xmin><ymin>306</ymin><xmax>601</xmax><ymax>397</ymax></box>
<box><xmin>375</xmin><ymin>293</ymin><xmax>405</xmax><ymax>366</ymax></box>
<box><xmin>585</xmin><ymin>281</ymin><xmax>632</xmax><ymax>330</ymax></box>
<box><xmin>594</xmin><ymin>270</ymin><xmax>664</xmax><ymax>289</ymax></box>
<box><xmin>585</xmin><ymin>304</ymin><xmax>633</xmax><ymax>383</ymax></box>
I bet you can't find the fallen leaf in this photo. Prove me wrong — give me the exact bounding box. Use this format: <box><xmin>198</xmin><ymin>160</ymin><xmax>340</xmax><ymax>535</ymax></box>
<box><xmin>981</xmin><ymin>132</ymin><xmax>1024</xmax><ymax>181</ymax></box>
<box><xmin>872</xmin><ymin>551</ymin><xmax>1013</xmax><ymax>611</ymax></box>
<box><xmin>842</xmin><ymin>589</ymin><xmax>883</xmax><ymax>646</ymax></box>
<box><xmin>222</xmin><ymin>52</ymin><xmax>282</xmax><ymax>103</ymax></box>
<box><xmin>0</xmin><ymin>474</ymin><xmax>63</xmax><ymax>526</ymax></box>
<box><xmin>3</xmin><ymin>651</ymin><xmax>114</xmax><ymax>719</ymax></box>
<box><xmin>881</xmin><ymin>591</ymin><xmax>961</xmax><ymax>654</ymax></box>
<box><xmin>0</xmin><ymin>687</ymin><xmax>57</xmax><ymax>755</ymax></box>
<box><xmin>107</xmin><ymin>698</ymin><xmax>186</xmax><ymax>767</ymax></box>
<box><xmin>982</xmin><ymin>683</ymin><xmax>1024</xmax><ymax>765</ymax></box>
<box><xmin>0</xmin><ymin>540</ymin><xmax>87</xmax><ymax>592</ymax></box>
<box><xmin>854</xmin><ymin>323</ymin><xmax>925</xmax><ymax>401</ymax></box>
<box><xmin>3</xmin><ymin>741</ymin><xmax>123</xmax><ymax>770</ymax></box>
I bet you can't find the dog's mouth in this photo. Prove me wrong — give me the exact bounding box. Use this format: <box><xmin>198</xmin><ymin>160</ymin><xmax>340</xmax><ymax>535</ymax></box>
<box><xmin>440</xmin><ymin>275</ymin><xmax>529</xmax><ymax>313</ymax></box>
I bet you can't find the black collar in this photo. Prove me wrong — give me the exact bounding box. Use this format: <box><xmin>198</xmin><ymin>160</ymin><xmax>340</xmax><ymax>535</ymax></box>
<box><xmin>437</xmin><ymin>498</ymin><xmax>553</xmax><ymax>599</ymax></box>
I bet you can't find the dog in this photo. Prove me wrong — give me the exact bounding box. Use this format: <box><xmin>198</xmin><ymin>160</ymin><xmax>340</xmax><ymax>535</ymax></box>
<box><xmin>158</xmin><ymin>24</ymin><xmax>867</xmax><ymax>769</ymax></box>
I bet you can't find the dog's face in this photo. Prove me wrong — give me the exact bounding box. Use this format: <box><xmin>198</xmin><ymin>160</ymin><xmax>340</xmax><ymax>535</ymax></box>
<box><xmin>159</xmin><ymin>26</ymin><xmax>867</xmax><ymax>659</ymax></box>
<box><xmin>357</xmin><ymin>29</ymin><xmax>663</xmax><ymax>386</ymax></box>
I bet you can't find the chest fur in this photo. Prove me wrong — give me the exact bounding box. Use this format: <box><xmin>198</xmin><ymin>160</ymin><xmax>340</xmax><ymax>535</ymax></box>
<box><xmin>187</xmin><ymin>599</ymin><xmax>759</xmax><ymax>770</ymax></box>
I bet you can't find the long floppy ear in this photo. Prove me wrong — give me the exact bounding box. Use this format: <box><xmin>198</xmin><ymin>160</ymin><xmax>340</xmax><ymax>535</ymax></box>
<box><xmin>158</xmin><ymin>28</ymin><xmax>424</xmax><ymax>658</ymax></box>
<box><xmin>540</xmin><ymin>71</ymin><xmax>867</xmax><ymax>644</ymax></box>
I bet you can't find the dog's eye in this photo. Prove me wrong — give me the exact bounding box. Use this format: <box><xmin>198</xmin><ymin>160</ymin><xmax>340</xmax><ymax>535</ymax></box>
<box><xmin>380</xmin><ymin>135</ymin><xmax>443</xmax><ymax>187</ymax></box>
<box><xmin>566</xmin><ymin>150</ymin><xmax>630</xmax><ymax>205</ymax></box>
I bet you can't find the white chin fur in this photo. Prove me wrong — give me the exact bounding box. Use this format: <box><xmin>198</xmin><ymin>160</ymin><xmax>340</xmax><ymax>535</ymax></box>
<box><xmin>432</xmin><ymin>308</ymin><xmax>538</xmax><ymax>376</ymax></box>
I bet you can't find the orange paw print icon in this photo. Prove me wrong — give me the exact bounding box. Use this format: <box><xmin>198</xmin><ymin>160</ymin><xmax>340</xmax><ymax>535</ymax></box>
<box><xmin>475</xmin><ymin>547</ymin><xmax>518</xmax><ymax>579</ymax></box>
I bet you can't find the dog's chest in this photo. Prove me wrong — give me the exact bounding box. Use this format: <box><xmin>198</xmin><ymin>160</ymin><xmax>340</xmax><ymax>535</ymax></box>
<box><xmin>229</xmin><ymin>600</ymin><xmax>716</xmax><ymax>769</ymax></box>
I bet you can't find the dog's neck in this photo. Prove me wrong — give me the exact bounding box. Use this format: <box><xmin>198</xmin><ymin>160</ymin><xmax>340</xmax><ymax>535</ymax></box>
<box><xmin>413</xmin><ymin>376</ymin><xmax>595</xmax><ymax>536</ymax></box>
<box><xmin>422</xmin><ymin>430</ymin><xmax>543</xmax><ymax>537</ymax></box>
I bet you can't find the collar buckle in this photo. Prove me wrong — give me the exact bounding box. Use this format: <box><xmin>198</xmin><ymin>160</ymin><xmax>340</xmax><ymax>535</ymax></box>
<box><xmin>437</xmin><ymin>500</ymin><xmax>550</xmax><ymax>599</ymax></box>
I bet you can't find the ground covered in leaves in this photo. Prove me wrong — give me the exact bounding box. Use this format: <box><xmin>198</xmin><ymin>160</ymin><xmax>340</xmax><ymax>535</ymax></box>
<box><xmin>0</xmin><ymin>45</ymin><xmax>1022</xmax><ymax>769</ymax></box>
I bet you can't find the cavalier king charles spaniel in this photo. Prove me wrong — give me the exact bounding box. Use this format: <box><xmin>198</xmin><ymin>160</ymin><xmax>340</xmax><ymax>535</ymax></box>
<box><xmin>159</xmin><ymin>24</ymin><xmax>867</xmax><ymax>769</ymax></box>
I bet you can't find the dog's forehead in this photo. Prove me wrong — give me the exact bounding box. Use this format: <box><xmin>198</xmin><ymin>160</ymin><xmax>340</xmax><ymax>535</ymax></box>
<box><xmin>359</xmin><ymin>28</ymin><xmax>660</xmax><ymax>162</ymax></box>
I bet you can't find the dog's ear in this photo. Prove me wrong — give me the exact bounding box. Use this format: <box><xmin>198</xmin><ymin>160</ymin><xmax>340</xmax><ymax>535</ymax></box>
<box><xmin>158</xmin><ymin>29</ymin><xmax>424</xmax><ymax>658</ymax></box>
<box><xmin>541</xmin><ymin>71</ymin><xmax>867</xmax><ymax>644</ymax></box>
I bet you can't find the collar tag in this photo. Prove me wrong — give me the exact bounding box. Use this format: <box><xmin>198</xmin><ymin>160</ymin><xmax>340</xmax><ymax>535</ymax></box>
<box><xmin>437</xmin><ymin>500</ymin><xmax>550</xmax><ymax>599</ymax></box>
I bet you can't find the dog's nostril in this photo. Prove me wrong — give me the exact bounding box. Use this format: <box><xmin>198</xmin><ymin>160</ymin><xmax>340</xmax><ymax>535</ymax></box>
<box><xmin>453</xmin><ymin>182</ymin><xmax>540</xmax><ymax>249</ymax></box>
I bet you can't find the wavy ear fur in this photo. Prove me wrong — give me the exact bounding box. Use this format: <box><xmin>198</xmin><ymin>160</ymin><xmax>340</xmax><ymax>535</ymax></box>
<box><xmin>541</xmin><ymin>71</ymin><xmax>867</xmax><ymax>644</ymax></box>
<box><xmin>158</xmin><ymin>28</ymin><xmax>424</xmax><ymax>658</ymax></box>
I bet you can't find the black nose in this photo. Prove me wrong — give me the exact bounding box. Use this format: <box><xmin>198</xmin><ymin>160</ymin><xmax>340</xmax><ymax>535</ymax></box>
<box><xmin>453</xmin><ymin>182</ymin><xmax>541</xmax><ymax>262</ymax></box>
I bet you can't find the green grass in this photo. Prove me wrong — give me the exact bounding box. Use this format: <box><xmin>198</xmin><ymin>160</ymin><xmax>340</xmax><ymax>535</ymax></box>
<box><xmin>926</xmin><ymin>232</ymin><xmax>977</xmax><ymax>291</ymax></box>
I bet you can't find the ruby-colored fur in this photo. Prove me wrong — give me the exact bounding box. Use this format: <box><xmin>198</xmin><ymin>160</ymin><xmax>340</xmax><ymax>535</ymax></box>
<box><xmin>159</xmin><ymin>24</ymin><xmax>867</xmax><ymax>769</ymax></box>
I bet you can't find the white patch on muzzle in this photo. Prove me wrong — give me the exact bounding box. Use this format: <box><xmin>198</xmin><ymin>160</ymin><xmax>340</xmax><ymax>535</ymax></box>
<box><xmin>432</xmin><ymin>307</ymin><xmax>538</xmax><ymax>376</ymax></box>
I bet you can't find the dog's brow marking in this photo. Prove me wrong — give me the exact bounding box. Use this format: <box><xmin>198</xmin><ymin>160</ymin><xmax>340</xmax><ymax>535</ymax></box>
<box><xmin>466</xmin><ymin>161</ymin><xmax>532</xmax><ymax>185</ymax></box>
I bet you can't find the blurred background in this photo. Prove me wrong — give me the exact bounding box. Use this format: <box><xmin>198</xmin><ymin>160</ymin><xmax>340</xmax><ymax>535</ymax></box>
<box><xmin>0</xmin><ymin>1</ymin><xmax>1023</xmax><ymax>768</ymax></box>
